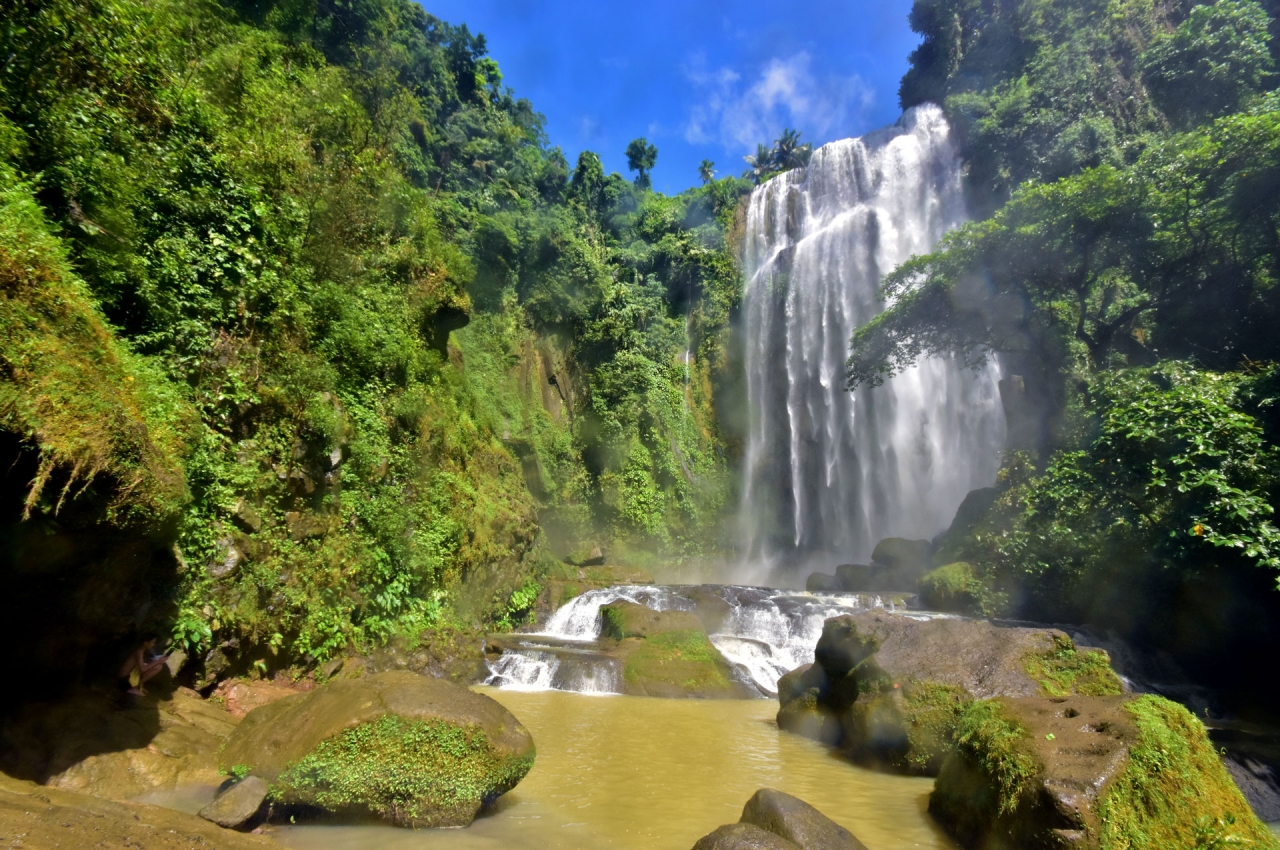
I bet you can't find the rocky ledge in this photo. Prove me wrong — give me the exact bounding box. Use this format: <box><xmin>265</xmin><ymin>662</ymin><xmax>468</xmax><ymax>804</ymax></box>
<box><xmin>776</xmin><ymin>610</ymin><xmax>1123</xmax><ymax>773</ymax></box>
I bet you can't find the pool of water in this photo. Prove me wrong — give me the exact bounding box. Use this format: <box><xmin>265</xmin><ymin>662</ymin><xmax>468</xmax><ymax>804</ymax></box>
<box><xmin>274</xmin><ymin>687</ymin><xmax>956</xmax><ymax>850</ymax></box>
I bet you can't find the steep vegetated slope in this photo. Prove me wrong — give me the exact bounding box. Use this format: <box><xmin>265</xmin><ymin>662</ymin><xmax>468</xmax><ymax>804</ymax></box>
<box><xmin>0</xmin><ymin>0</ymin><xmax>747</xmax><ymax>687</ymax></box>
<box><xmin>865</xmin><ymin>0</ymin><xmax>1280</xmax><ymax>707</ymax></box>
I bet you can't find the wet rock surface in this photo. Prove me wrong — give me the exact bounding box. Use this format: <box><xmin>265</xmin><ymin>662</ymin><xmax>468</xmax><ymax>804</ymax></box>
<box><xmin>692</xmin><ymin>822</ymin><xmax>800</xmax><ymax>850</ymax></box>
<box><xmin>692</xmin><ymin>788</ymin><xmax>866</xmax><ymax>850</ymax></box>
<box><xmin>739</xmin><ymin>788</ymin><xmax>868</xmax><ymax>850</ymax></box>
<box><xmin>776</xmin><ymin>611</ymin><xmax>1123</xmax><ymax>773</ymax></box>
<box><xmin>199</xmin><ymin>775</ymin><xmax>269</xmax><ymax>830</ymax></box>
<box><xmin>3</xmin><ymin>686</ymin><xmax>238</xmax><ymax>800</ymax></box>
<box><xmin>0</xmin><ymin>771</ymin><xmax>279</xmax><ymax>850</ymax></box>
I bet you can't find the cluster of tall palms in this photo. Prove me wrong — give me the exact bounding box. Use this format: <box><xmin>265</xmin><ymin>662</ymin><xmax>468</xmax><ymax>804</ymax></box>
<box><xmin>743</xmin><ymin>128</ymin><xmax>814</xmax><ymax>184</ymax></box>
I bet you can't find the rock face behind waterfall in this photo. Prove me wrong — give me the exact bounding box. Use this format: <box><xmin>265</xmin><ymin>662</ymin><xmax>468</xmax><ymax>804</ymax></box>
<box><xmin>775</xmin><ymin>611</ymin><xmax>1124</xmax><ymax>773</ymax></box>
<box><xmin>219</xmin><ymin>671</ymin><xmax>534</xmax><ymax>827</ymax></box>
<box><xmin>740</xmin><ymin>105</ymin><xmax>1004</xmax><ymax>564</ymax></box>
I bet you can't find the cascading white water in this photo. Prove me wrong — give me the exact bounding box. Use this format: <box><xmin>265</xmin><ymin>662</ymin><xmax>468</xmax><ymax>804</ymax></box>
<box><xmin>485</xmin><ymin>584</ymin><xmax>931</xmax><ymax>696</ymax></box>
<box><xmin>740</xmin><ymin>105</ymin><xmax>1005</xmax><ymax>566</ymax></box>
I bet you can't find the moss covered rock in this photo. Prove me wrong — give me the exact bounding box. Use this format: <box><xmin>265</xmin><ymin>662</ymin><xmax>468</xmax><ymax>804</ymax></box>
<box><xmin>219</xmin><ymin>671</ymin><xmax>534</xmax><ymax>827</ymax></box>
<box><xmin>918</xmin><ymin>562</ymin><xmax>983</xmax><ymax>614</ymax></box>
<box><xmin>777</xmin><ymin>612</ymin><xmax>1123</xmax><ymax>774</ymax></box>
<box><xmin>615</xmin><ymin>629</ymin><xmax>752</xmax><ymax>699</ymax></box>
<box><xmin>930</xmin><ymin>694</ymin><xmax>1280</xmax><ymax>850</ymax></box>
<box><xmin>600</xmin><ymin>600</ymin><xmax>705</xmax><ymax>639</ymax></box>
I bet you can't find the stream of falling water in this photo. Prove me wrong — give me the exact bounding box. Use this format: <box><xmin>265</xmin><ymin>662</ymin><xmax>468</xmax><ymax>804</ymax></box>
<box><xmin>485</xmin><ymin>584</ymin><xmax>931</xmax><ymax>696</ymax></box>
<box><xmin>274</xmin><ymin>688</ymin><xmax>955</xmax><ymax>850</ymax></box>
<box><xmin>740</xmin><ymin>104</ymin><xmax>1005</xmax><ymax>568</ymax></box>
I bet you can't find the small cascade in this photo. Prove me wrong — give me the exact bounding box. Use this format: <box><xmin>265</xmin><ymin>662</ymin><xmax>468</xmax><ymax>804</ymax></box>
<box><xmin>485</xmin><ymin>584</ymin><xmax>927</xmax><ymax>696</ymax></box>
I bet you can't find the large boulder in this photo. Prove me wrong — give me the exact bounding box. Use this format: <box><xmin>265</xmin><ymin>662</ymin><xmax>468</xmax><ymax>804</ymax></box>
<box><xmin>11</xmin><ymin>687</ymin><xmax>238</xmax><ymax>801</ymax></box>
<box><xmin>691</xmin><ymin>789</ymin><xmax>867</xmax><ymax>850</ymax></box>
<box><xmin>776</xmin><ymin>612</ymin><xmax>1123</xmax><ymax>774</ymax></box>
<box><xmin>600</xmin><ymin>600</ymin><xmax>705</xmax><ymax>639</ymax></box>
<box><xmin>597</xmin><ymin>600</ymin><xmax>754</xmax><ymax>699</ymax></box>
<box><xmin>917</xmin><ymin>562</ymin><xmax>983</xmax><ymax>615</ymax></box>
<box><xmin>693</xmin><ymin>823</ymin><xmax>799</xmax><ymax>850</ymax></box>
<box><xmin>219</xmin><ymin>671</ymin><xmax>534</xmax><ymax>827</ymax></box>
<box><xmin>805</xmin><ymin>572</ymin><xmax>841</xmax><ymax>593</ymax></box>
<box><xmin>931</xmin><ymin>694</ymin><xmax>1280</xmax><ymax>850</ymax></box>
<box><xmin>740</xmin><ymin>788</ymin><xmax>867</xmax><ymax>850</ymax></box>
<box><xmin>870</xmin><ymin>538</ymin><xmax>933</xmax><ymax>571</ymax></box>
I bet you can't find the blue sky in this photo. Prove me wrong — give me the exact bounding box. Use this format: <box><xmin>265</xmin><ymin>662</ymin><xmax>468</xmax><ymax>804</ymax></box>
<box><xmin>421</xmin><ymin>1</ymin><xmax>922</xmax><ymax>194</ymax></box>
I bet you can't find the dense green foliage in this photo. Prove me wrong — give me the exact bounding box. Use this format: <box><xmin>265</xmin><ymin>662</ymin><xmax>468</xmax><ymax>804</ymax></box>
<box><xmin>900</xmin><ymin>0</ymin><xmax>1279</xmax><ymax>212</ymax></box>
<box><xmin>852</xmin><ymin>0</ymin><xmax>1280</xmax><ymax>697</ymax></box>
<box><xmin>0</xmin><ymin>0</ymin><xmax>749</xmax><ymax>673</ymax></box>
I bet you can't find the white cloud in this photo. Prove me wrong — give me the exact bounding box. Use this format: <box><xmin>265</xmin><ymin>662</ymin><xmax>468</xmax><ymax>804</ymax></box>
<box><xmin>682</xmin><ymin>52</ymin><xmax>875</xmax><ymax>157</ymax></box>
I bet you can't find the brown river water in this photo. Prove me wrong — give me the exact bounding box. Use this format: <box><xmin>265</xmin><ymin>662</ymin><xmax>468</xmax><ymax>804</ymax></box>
<box><xmin>271</xmin><ymin>687</ymin><xmax>957</xmax><ymax>850</ymax></box>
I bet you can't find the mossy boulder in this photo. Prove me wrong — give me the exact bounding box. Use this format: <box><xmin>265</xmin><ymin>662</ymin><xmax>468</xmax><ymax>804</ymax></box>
<box><xmin>805</xmin><ymin>572</ymin><xmax>841</xmax><ymax>592</ymax></box>
<box><xmin>930</xmin><ymin>694</ymin><xmax>1280</xmax><ymax>850</ymax></box>
<box><xmin>871</xmin><ymin>538</ymin><xmax>934</xmax><ymax>571</ymax></box>
<box><xmin>918</xmin><ymin>562</ymin><xmax>983</xmax><ymax>614</ymax></box>
<box><xmin>599</xmin><ymin>600</ymin><xmax>705</xmax><ymax>639</ymax></box>
<box><xmin>776</xmin><ymin>612</ymin><xmax>1123</xmax><ymax>774</ymax></box>
<box><xmin>219</xmin><ymin>671</ymin><xmax>535</xmax><ymax>827</ymax></box>
<box><xmin>614</xmin><ymin>629</ymin><xmax>752</xmax><ymax>699</ymax></box>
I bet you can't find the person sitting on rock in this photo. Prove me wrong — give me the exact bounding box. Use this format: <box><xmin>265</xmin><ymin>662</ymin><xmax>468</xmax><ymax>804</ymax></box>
<box><xmin>120</xmin><ymin>637</ymin><xmax>169</xmax><ymax>696</ymax></box>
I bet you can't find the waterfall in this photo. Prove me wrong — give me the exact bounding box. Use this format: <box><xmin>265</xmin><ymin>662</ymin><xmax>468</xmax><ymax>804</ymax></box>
<box><xmin>740</xmin><ymin>104</ymin><xmax>1005</xmax><ymax>567</ymax></box>
<box><xmin>485</xmin><ymin>584</ymin><xmax>922</xmax><ymax>696</ymax></box>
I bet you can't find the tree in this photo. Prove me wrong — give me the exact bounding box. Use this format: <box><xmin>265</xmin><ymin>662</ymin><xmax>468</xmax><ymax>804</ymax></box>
<box><xmin>1141</xmin><ymin>0</ymin><xmax>1273</xmax><ymax>128</ymax></box>
<box><xmin>625</xmin><ymin>137</ymin><xmax>658</xmax><ymax>190</ymax></box>
<box><xmin>698</xmin><ymin>159</ymin><xmax>716</xmax><ymax>184</ymax></box>
<box><xmin>773</xmin><ymin>128</ymin><xmax>813</xmax><ymax>170</ymax></box>
<box><xmin>744</xmin><ymin>143</ymin><xmax>773</xmax><ymax>184</ymax></box>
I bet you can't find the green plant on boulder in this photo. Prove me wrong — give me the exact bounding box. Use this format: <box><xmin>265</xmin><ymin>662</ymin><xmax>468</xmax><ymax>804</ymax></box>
<box><xmin>1023</xmin><ymin>634</ymin><xmax>1123</xmax><ymax>697</ymax></box>
<box><xmin>1098</xmin><ymin>695</ymin><xmax>1279</xmax><ymax>850</ymax></box>
<box><xmin>918</xmin><ymin>563</ymin><xmax>985</xmax><ymax>615</ymax></box>
<box><xmin>271</xmin><ymin>715</ymin><xmax>534</xmax><ymax>828</ymax></box>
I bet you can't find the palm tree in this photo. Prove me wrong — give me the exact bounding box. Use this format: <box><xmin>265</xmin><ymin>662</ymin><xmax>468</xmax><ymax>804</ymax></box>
<box><xmin>773</xmin><ymin>128</ymin><xmax>811</xmax><ymax>170</ymax></box>
<box><xmin>698</xmin><ymin>159</ymin><xmax>716</xmax><ymax>184</ymax></box>
<box><xmin>626</xmin><ymin>137</ymin><xmax>658</xmax><ymax>190</ymax></box>
<box><xmin>744</xmin><ymin>143</ymin><xmax>773</xmax><ymax>185</ymax></box>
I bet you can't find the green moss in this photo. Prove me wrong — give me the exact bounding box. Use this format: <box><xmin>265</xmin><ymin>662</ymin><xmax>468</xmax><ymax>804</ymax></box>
<box><xmin>0</xmin><ymin>163</ymin><xmax>189</xmax><ymax>527</ymax></box>
<box><xmin>271</xmin><ymin>715</ymin><xmax>535</xmax><ymax>827</ymax></box>
<box><xmin>918</xmin><ymin>563</ymin><xmax>982</xmax><ymax>614</ymax></box>
<box><xmin>951</xmin><ymin>699</ymin><xmax>1040</xmax><ymax>816</ymax></box>
<box><xmin>1098</xmin><ymin>695</ymin><xmax>1280</xmax><ymax>850</ymax></box>
<box><xmin>1024</xmin><ymin>634</ymin><xmax>1123</xmax><ymax>697</ymax></box>
<box><xmin>622</xmin><ymin>629</ymin><xmax>733</xmax><ymax>692</ymax></box>
<box><xmin>600</xmin><ymin>605</ymin><xmax>627</xmax><ymax>641</ymax></box>
<box><xmin>901</xmin><ymin>681</ymin><xmax>973</xmax><ymax>772</ymax></box>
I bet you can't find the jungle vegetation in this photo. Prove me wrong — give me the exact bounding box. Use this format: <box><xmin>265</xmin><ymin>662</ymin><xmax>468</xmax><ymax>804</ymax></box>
<box><xmin>862</xmin><ymin>0</ymin><xmax>1280</xmax><ymax>697</ymax></box>
<box><xmin>0</xmin><ymin>0</ymin><xmax>752</xmax><ymax>677</ymax></box>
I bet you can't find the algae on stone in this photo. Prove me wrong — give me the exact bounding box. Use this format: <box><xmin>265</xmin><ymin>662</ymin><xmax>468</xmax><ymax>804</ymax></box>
<box><xmin>272</xmin><ymin>715</ymin><xmax>534</xmax><ymax>827</ymax></box>
<box><xmin>1098</xmin><ymin>695</ymin><xmax>1280</xmax><ymax>850</ymax></box>
<box><xmin>621</xmin><ymin>629</ymin><xmax>739</xmax><ymax>696</ymax></box>
<box><xmin>1023</xmin><ymin>634</ymin><xmax>1123</xmax><ymax>697</ymax></box>
<box><xmin>930</xmin><ymin>694</ymin><xmax>1280</xmax><ymax>850</ymax></box>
